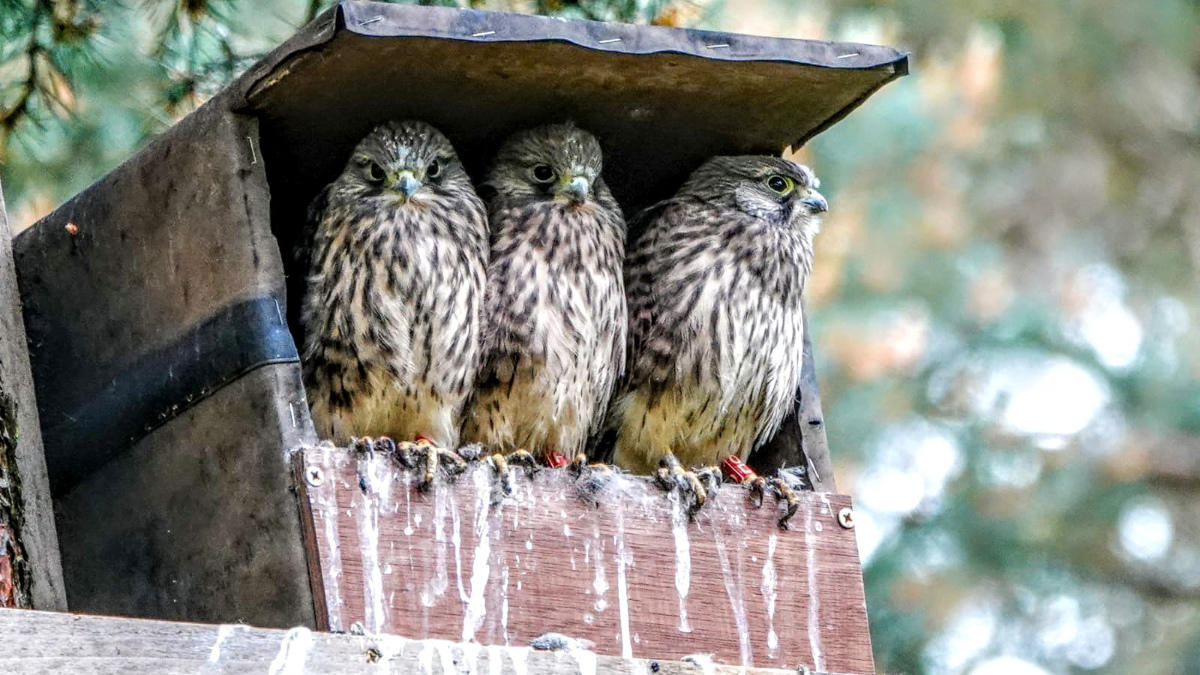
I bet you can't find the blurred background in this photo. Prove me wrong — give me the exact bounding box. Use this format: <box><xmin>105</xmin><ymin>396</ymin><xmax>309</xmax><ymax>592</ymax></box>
<box><xmin>2</xmin><ymin>0</ymin><xmax>1198</xmax><ymax>673</ymax></box>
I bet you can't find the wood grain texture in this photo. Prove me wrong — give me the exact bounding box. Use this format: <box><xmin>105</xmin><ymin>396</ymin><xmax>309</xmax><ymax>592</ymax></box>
<box><xmin>0</xmin><ymin>179</ymin><xmax>65</xmax><ymax>610</ymax></box>
<box><xmin>55</xmin><ymin>366</ymin><xmax>316</xmax><ymax>628</ymax></box>
<box><xmin>296</xmin><ymin>446</ymin><xmax>874</xmax><ymax>674</ymax></box>
<box><xmin>0</xmin><ymin>607</ymin><xmax>865</xmax><ymax>674</ymax></box>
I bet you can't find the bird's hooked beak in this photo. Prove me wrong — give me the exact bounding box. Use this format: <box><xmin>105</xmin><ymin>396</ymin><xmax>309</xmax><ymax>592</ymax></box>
<box><xmin>801</xmin><ymin>191</ymin><xmax>828</xmax><ymax>214</ymax></box>
<box><xmin>394</xmin><ymin>170</ymin><xmax>422</xmax><ymax>201</ymax></box>
<box><xmin>560</xmin><ymin>175</ymin><xmax>591</xmax><ymax>204</ymax></box>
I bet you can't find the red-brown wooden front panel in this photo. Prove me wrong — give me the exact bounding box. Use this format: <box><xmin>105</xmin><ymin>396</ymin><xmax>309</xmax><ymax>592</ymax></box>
<box><xmin>295</xmin><ymin>446</ymin><xmax>873</xmax><ymax>673</ymax></box>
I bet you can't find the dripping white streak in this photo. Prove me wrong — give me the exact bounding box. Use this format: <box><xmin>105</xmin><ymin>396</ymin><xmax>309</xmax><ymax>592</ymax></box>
<box><xmin>591</xmin><ymin>526</ymin><xmax>608</xmax><ymax>612</ymax></box>
<box><xmin>417</xmin><ymin>641</ymin><xmax>434</xmax><ymax>674</ymax></box>
<box><xmin>713</xmin><ymin>525</ymin><xmax>752</xmax><ymax>668</ymax></box>
<box><xmin>452</xmin><ymin>485</ymin><xmax>467</xmax><ymax>603</ymax></box>
<box><xmin>616</xmin><ymin>507</ymin><xmax>633</xmax><ymax>659</ymax></box>
<box><xmin>436</xmin><ymin>640</ymin><xmax>458</xmax><ymax>675</ymax></box>
<box><xmin>488</xmin><ymin>644</ymin><xmax>503</xmax><ymax>675</ymax></box>
<box><xmin>508</xmin><ymin>646</ymin><xmax>530</xmax><ymax>675</ymax></box>
<box><xmin>460</xmin><ymin>642</ymin><xmax>480</xmax><ymax>675</ymax></box>
<box><xmin>207</xmin><ymin>624</ymin><xmax>236</xmax><ymax>662</ymax></box>
<box><xmin>422</xmin><ymin>482</ymin><xmax>451</xmax><ymax>607</ymax></box>
<box><xmin>404</xmin><ymin>468</ymin><xmax>413</xmax><ymax>533</ymax></box>
<box><xmin>359</xmin><ymin>454</ymin><xmax>389</xmax><ymax>633</ymax></box>
<box><xmin>805</xmin><ymin>503</ymin><xmax>826</xmax><ymax>672</ymax></box>
<box><xmin>266</xmin><ymin>627</ymin><xmax>313</xmax><ymax>675</ymax></box>
<box><xmin>571</xmin><ymin>646</ymin><xmax>598</xmax><ymax>675</ymax></box>
<box><xmin>373</xmin><ymin>634</ymin><xmax>408</xmax><ymax>662</ymax></box>
<box><xmin>671</xmin><ymin>492</ymin><xmax>693</xmax><ymax>633</ymax></box>
<box><xmin>761</xmin><ymin>533</ymin><xmax>779</xmax><ymax>656</ymax></box>
<box><xmin>501</xmin><ymin>562</ymin><xmax>511</xmax><ymax>644</ymax></box>
<box><xmin>319</xmin><ymin>452</ymin><xmax>344</xmax><ymax>630</ymax></box>
<box><xmin>463</xmin><ymin>467</ymin><xmax>494</xmax><ymax>642</ymax></box>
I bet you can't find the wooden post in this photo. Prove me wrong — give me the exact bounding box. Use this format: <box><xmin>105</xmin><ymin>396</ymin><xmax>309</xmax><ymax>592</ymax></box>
<box><xmin>0</xmin><ymin>180</ymin><xmax>66</xmax><ymax>610</ymax></box>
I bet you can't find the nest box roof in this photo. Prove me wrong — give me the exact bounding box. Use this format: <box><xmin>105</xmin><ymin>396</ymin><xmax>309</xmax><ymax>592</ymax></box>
<box><xmin>236</xmin><ymin>1</ymin><xmax>908</xmax><ymax>211</ymax></box>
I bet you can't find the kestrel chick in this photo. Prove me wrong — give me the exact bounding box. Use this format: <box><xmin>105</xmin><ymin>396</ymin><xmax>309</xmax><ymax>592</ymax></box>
<box><xmin>605</xmin><ymin>156</ymin><xmax>827</xmax><ymax>513</ymax></box>
<box><xmin>461</xmin><ymin>123</ymin><xmax>627</xmax><ymax>464</ymax></box>
<box><xmin>301</xmin><ymin>121</ymin><xmax>488</xmax><ymax>471</ymax></box>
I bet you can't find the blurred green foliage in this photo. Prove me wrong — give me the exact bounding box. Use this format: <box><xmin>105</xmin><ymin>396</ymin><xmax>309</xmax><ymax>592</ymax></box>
<box><xmin>3</xmin><ymin>1</ymin><xmax>1200</xmax><ymax>674</ymax></box>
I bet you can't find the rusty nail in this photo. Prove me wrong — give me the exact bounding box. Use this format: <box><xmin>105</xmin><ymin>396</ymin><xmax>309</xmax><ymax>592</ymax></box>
<box><xmin>837</xmin><ymin>507</ymin><xmax>855</xmax><ymax>529</ymax></box>
<box><xmin>306</xmin><ymin>467</ymin><xmax>325</xmax><ymax>487</ymax></box>
<box><xmin>65</xmin><ymin>222</ymin><xmax>79</xmax><ymax>236</ymax></box>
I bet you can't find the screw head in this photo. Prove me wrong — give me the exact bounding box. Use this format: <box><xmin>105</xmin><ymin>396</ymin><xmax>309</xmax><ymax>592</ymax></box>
<box><xmin>837</xmin><ymin>507</ymin><xmax>855</xmax><ymax>529</ymax></box>
<box><xmin>306</xmin><ymin>467</ymin><xmax>325</xmax><ymax>487</ymax></box>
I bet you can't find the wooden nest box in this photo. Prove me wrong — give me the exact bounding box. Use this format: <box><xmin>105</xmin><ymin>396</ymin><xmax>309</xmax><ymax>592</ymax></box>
<box><xmin>10</xmin><ymin>2</ymin><xmax>906</xmax><ymax>673</ymax></box>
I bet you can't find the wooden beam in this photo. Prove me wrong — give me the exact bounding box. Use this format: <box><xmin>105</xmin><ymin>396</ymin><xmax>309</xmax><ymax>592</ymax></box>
<box><xmin>0</xmin><ymin>608</ymin><xmax>869</xmax><ymax>674</ymax></box>
<box><xmin>0</xmin><ymin>179</ymin><xmax>66</xmax><ymax>610</ymax></box>
<box><xmin>295</xmin><ymin>447</ymin><xmax>874</xmax><ymax>674</ymax></box>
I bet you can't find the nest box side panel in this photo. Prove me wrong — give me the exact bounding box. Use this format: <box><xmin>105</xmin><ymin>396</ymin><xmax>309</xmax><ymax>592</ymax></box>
<box><xmin>11</xmin><ymin>96</ymin><xmax>318</xmax><ymax>624</ymax></box>
<box><xmin>0</xmin><ymin>181</ymin><xmax>66</xmax><ymax>611</ymax></box>
<box><xmin>54</xmin><ymin>365</ymin><xmax>315</xmax><ymax>627</ymax></box>
<box><xmin>12</xmin><ymin>98</ymin><xmax>302</xmax><ymax>492</ymax></box>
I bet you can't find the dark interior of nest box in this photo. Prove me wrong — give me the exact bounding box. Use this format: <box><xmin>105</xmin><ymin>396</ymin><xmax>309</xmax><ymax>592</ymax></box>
<box><xmin>239</xmin><ymin>2</ymin><xmax>906</xmax><ymax>451</ymax></box>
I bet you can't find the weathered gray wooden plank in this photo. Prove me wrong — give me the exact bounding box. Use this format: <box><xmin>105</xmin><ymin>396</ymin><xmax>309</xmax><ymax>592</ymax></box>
<box><xmin>0</xmin><ymin>179</ymin><xmax>66</xmax><ymax>610</ymax></box>
<box><xmin>0</xmin><ymin>608</ymin><xmax>866</xmax><ymax>674</ymax></box>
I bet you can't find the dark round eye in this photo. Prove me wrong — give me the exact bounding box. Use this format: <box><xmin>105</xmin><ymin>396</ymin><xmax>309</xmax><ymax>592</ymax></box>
<box><xmin>531</xmin><ymin>164</ymin><xmax>556</xmax><ymax>183</ymax></box>
<box><xmin>427</xmin><ymin>160</ymin><xmax>441</xmax><ymax>179</ymax></box>
<box><xmin>766</xmin><ymin>174</ymin><xmax>794</xmax><ymax>195</ymax></box>
<box><xmin>367</xmin><ymin>161</ymin><xmax>386</xmax><ymax>183</ymax></box>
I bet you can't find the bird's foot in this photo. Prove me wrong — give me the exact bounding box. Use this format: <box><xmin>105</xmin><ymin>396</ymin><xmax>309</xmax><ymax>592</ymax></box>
<box><xmin>507</xmin><ymin>449</ymin><xmax>541</xmax><ymax>476</ymax></box>
<box><xmin>351</xmin><ymin>435</ymin><xmax>380</xmax><ymax>455</ymax></box>
<box><xmin>722</xmin><ymin>456</ymin><xmax>798</xmax><ymax>529</ymax></box>
<box><xmin>388</xmin><ymin>436</ymin><xmax>468</xmax><ymax>491</ymax></box>
<box><xmin>766</xmin><ymin>476</ymin><xmax>799</xmax><ymax>529</ymax></box>
<box><xmin>695</xmin><ymin>465</ymin><xmax>723</xmax><ymax>497</ymax></box>
<box><xmin>486</xmin><ymin>453</ymin><xmax>514</xmax><ymax>496</ymax></box>
<box><xmin>655</xmin><ymin>452</ymin><xmax>710</xmax><ymax>518</ymax></box>
<box><xmin>482</xmin><ymin>449</ymin><xmax>542</xmax><ymax>497</ymax></box>
<box><xmin>570</xmin><ymin>453</ymin><xmax>617</xmax><ymax>506</ymax></box>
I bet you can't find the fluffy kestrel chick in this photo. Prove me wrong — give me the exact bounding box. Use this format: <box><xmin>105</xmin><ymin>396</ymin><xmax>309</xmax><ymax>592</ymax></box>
<box><xmin>301</xmin><ymin>121</ymin><xmax>488</xmax><ymax>470</ymax></box>
<box><xmin>461</xmin><ymin>123</ymin><xmax>627</xmax><ymax>464</ymax></box>
<box><xmin>604</xmin><ymin>156</ymin><xmax>827</xmax><ymax>514</ymax></box>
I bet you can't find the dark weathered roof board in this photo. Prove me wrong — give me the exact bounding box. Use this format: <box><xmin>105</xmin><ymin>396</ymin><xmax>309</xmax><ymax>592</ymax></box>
<box><xmin>240</xmin><ymin>2</ymin><xmax>907</xmax><ymax>217</ymax></box>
